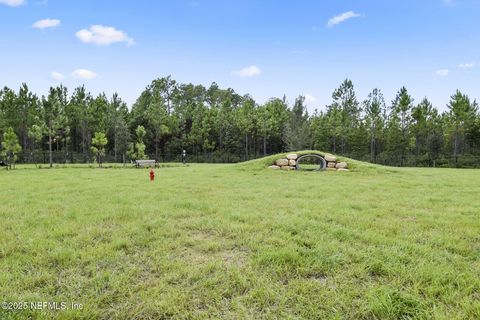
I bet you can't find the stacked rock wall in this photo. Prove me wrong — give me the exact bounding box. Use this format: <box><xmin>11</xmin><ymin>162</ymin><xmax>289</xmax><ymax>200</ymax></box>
<box><xmin>268</xmin><ymin>153</ymin><xmax>349</xmax><ymax>171</ymax></box>
<box><xmin>269</xmin><ymin>153</ymin><xmax>298</xmax><ymax>170</ymax></box>
<box><xmin>323</xmin><ymin>154</ymin><xmax>349</xmax><ymax>172</ymax></box>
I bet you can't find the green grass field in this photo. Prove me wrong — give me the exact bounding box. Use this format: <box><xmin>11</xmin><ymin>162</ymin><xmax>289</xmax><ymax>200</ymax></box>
<box><xmin>1</xmin><ymin>154</ymin><xmax>479</xmax><ymax>319</ymax></box>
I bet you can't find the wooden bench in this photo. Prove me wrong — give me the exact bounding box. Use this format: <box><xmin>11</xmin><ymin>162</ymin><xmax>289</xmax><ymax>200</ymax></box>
<box><xmin>134</xmin><ymin>160</ymin><xmax>158</xmax><ymax>168</ymax></box>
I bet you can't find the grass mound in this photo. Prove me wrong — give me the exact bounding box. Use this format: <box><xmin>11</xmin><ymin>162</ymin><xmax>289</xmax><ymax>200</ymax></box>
<box><xmin>235</xmin><ymin>150</ymin><xmax>382</xmax><ymax>172</ymax></box>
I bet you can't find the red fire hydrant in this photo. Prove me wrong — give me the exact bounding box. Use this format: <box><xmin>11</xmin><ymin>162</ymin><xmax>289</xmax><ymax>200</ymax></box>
<box><xmin>149</xmin><ymin>169</ymin><xmax>155</xmax><ymax>181</ymax></box>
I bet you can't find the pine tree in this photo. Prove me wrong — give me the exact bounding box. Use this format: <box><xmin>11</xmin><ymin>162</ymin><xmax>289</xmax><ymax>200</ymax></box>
<box><xmin>42</xmin><ymin>86</ymin><xmax>68</xmax><ymax>168</ymax></box>
<box><xmin>330</xmin><ymin>79</ymin><xmax>361</xmax><ymax>154</ymax></box>
<box><xmin>91</xmin><ymin>132</ymin><xmax>108</xmax><ymax>167</ymax></box>
<box><xmin>411</xmin><ymin>98</ymin><xmax>433</xmax><ymax>165</ymax></box>
<box><xmin>387</xmin><ymin>87</ymin><xmax>413</xmax><ymax>166</ymax></box>
<box><xmin>363</xmin><ymin>88</ymin><xmax>386</xmax><ymax>163</ymax></box>
<box><xmin>1</xmin><ymin>127</ymin><xmax>22</xmax><ymax>170</ymax></box>
<box><xmin>284</xmin><ymin>96</ymin><xmax>310</xmax><ymax>151</ymax></box>
<box><xmin>446</xmin><ymin>90</ymin><xmax>478</xmax><ymax>166</ymax></box>
<box><xmin>128</xmin><ymin>125</ymin><xmax>147</xmax><ymax>161</ymax></box>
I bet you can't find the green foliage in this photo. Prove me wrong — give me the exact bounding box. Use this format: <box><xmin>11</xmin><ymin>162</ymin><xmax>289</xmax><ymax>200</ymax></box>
<box><xmin>283</xmin><ymin>96</ymin><xmax>310</xmax><ymax>151</ymax></box>
<box><xmin>1</xmin><ymin>127</ymin><xmax>22</xmax><ymax>169</ymax></box>
<box><xmin>91</xmin><ymin>132</ymin><xmax>108</xmax><ymax>167</ymax></box>
<box><xmin>42</xmin><ymin>85</ymin><xmax>68</xmax><ymax>167</ymax></box>
<box><xmin>385</xmin><ymin>87</ymin><xmax>414</xmax><ymax>166</ymax></box>
<box><xmin>1</xmin><ymin>77</ymin><xmax>480</xmax><ymax>167</ymax></box>
<box><xmin>28</xmin><ymin>123</ymin><xmax>44</xmax><ymax>144</ymax></box>
<box><xmin>446</xmin><ymin>90</ymin><xmax>479</xmax><ymax>166</ymax></box>
<box><xmin>312</xmin><ymin>79</ymin><xmax>363</xmax><ymax>156</ymax></box>
<box><xmin>127</xmin><ymin>125</ymin><xmax>147</xmax><ymax>160</ymax></box>
<box><xmin>363</xmin><ymin>88</ymin><xmax>386</xmax><ymax>162</ymax></box>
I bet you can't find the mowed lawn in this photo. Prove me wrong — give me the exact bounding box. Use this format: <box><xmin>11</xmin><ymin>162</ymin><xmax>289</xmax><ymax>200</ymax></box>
<box><xmin>0</xmin><ymin>160</ymin><xmax>479</xmax><ymax>319</ymax></box>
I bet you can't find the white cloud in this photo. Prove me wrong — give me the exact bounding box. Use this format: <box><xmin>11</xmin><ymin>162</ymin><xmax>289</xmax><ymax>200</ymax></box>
<box><xmin>50</xmin><ymin>71</ymin><xmax>64</xmax><ymax>80</ymax></box>
<box><xmin>436</xmin><ymin>69</ymin><xmax>449</xmax><ymax>76</ymax></box>
<box><xmin>327</xmin><ymin>11</ymin><xmax>361</xmax><ymax>28</ymax></box>
<box><xmin>71</xmin><ymin>69</ymin><xmax>98</xmax><ymax>80</ymax></box>
<box><xmin>459</xmin><ymin>61</ymin><xmax>476</xmax><ymax>69</ymax></box>
<box><xmin>234</xmin><ymin>65</ymin><xmax>262</xmax><ymax>77</ymax></box>
<box><xmin>304</xmin><ymin>94</ymin><xmax>316</xmax><ymax>104</ymax></box>
<box><xmin>75</xmin><ymin>25</ymin><xmax>135</xmax><ymax>46</ymax></box>
<box><xmin>0</xmin><ymin>0</ymin><xmax>24</xmax><ymax>6</ymax></box>
<box><xmin>32</xmin><ymin>19</ymin><xmax>61</xmax><ymax>29</ymax></box>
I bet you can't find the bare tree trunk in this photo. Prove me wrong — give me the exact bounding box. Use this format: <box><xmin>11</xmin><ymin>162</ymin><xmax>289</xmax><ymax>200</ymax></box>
<box><xmin>64</xmin><ymin>136</ymin><xmax>68</xmax><ymax>164</ymax></box>
<box><xmin>23</xmin><ymin>127</ymin><xmax>28</xmax><ymax>155</ymax></box>
<box><xmin>219</xmin><ymin>129</ymin><xmax>223</xmax><ymax>152</ymax></box>
<box><xmin>454</xmin><ymin>131</ymin><xmax>459</xmax><ymax>167</ymax></box>
<box><xmin>81</xmin><ymin>121</ymin><xmax>88</xmax><ymax>163</ymax></box>
<box><xmin>370</xmin><ymin>137</ymin><xmax>375</xmax><ymax>163</ymax></box>
<box><xmin>114</xmin><ymin>128</ymin><xmax>118</xmax><ymax>163</ymax></box>
<box><xmin>48</xmin><ymin>128</ymin><xmax>53</xmax><ymax>168</ymax></box>
<box><xmin>245</xmin><ymin>134</ymin><xmax>248</xmax><ymax>160</ymax></box>
<box><xmin>263</xmin><ymin>134</ymin><xmax>267</xmax><ymax>156</ymax></box>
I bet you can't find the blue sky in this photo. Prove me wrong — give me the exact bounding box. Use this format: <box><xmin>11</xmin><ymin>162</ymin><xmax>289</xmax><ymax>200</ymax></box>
<box><xmin>0</xmin><ymin>0</ymin><xmax>479</xmax><ymax>112</ymax></box>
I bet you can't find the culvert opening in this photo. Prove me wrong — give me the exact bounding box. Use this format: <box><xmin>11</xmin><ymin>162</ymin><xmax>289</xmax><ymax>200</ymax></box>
<box><xmin>295</xmin><ymin>154</ymin><xmax>326</xmax><ymax>171</ymax></box>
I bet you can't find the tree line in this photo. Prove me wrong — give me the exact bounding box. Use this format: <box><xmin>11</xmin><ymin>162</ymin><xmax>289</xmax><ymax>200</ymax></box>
<box><xmin>1</xmin><ymin>76</ymin><xmax>479</xmax><ymax>168</ymax></box>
